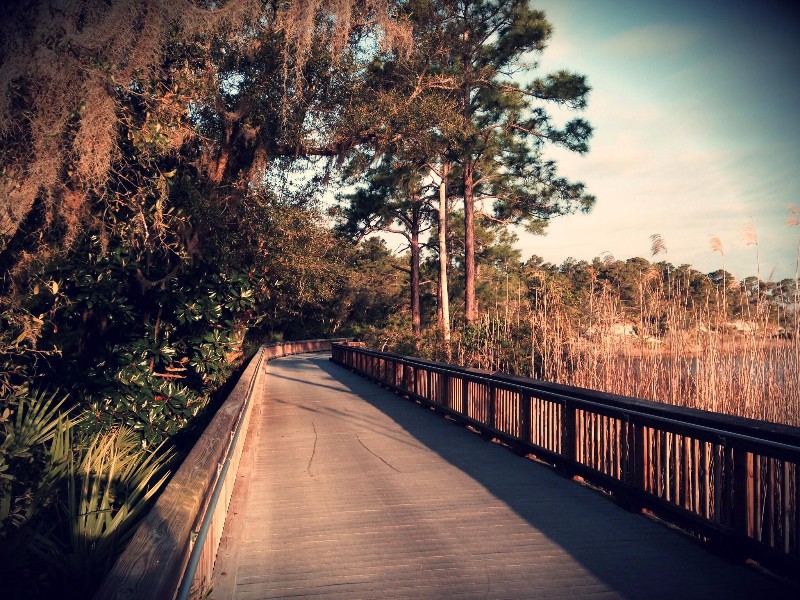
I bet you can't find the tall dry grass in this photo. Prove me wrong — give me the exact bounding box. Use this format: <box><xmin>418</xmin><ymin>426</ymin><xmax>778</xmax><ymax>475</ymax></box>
<box><xmin>451</xmin><ymin>229</ymin><xmax>800</xmax><ymax>427</ymax></box>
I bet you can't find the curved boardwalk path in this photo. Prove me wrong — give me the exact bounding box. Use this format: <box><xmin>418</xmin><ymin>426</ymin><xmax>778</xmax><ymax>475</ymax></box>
<box><xmin>210</xmin><ymin>353</ymin><xmax>795</xmax><ymax>599</ymax></box>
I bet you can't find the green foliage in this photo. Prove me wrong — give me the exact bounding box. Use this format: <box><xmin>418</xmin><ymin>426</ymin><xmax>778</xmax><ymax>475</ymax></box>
<box><xmin>0</xmin><ymin>387</ymin><xmax>173</xmax><ymax>600</ymax></box>
<box><xmin>0</xmin><ymin>292</ymin><xmax>60</xmax><ymax>397</ymax></box>
<box><xmin>56</xmin><ymin>427</ymin><xmax>173</xmax><ymax>599</ymax></box>
<box><xmin>0</xmin><ymin>388</ymin><xmax>74</xmax><ymax>539</ymax></box>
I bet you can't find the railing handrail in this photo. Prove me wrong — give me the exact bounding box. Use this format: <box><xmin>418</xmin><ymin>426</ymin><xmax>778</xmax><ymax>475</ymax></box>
<box><xmin>331</xmin><ymin>343</ymin><xmax>800</xmax><ymax>579</ymax></box>
<box><xmin>339</xmin><ymin>345</ymin><xmax>800</xmax><ymax>452</ymax></box>
<box><xmin>173</xmin><ymin>345</ymin><xmax>267</xmax><ymax>600</ymax></box>
<box><xmin>95</xmin><ymin>338</ymin><xmax>348</xmax><ymax>600</ymax></box>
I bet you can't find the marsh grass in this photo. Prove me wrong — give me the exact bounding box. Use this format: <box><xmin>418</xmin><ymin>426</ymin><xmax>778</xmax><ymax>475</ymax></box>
<box><xmin>448</xmin><ymin>241</ymin><xmax>800</xmax><ymax>427</ymax></box>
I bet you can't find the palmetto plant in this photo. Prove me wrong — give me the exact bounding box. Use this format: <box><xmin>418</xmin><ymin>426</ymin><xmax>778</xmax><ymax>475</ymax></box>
<box><xmin>0</xmin><ymin>388</ymin><xmax>74</xmax><ymax>536</ymax></box>
<box><xmin>1</xmin><ymin>388</ymin><xmax>174</xmax><ymax>599</ymax></box>
<box><xmin>1</xmin><ymin>388</ymin><xmax>75</xmax><ymax>598</ymax></box>
<box><xmin>54</xmin><ymin>426</ymin><xmax>174</xmax><ymax>598</ymax></box>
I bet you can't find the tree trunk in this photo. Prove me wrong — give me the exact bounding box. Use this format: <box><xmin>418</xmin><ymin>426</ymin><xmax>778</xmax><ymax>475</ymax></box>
<box><xmin>436</xmin><ymin>163</ymin><xmax>451</xmax><ymax>356</ymax></box>
<box><xmin>410</xmin><ymin>200</ymin><xmax>421</xmax><ymax>340</ymax></box>
<box><xmin>464</xmin><ymin>161</ymin><xmax>477</xmax><ymax>325</ymax></box>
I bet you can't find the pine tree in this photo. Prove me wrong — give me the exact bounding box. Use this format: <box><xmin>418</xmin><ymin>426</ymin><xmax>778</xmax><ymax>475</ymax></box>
<box><xmin>412</xmin><ymin>0</ymin><xmax>595</xmax><ymax>324</ymax></box>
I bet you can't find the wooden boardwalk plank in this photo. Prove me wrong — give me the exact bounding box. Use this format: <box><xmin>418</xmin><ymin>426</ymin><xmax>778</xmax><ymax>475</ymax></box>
<box><xmin>210</xmin><ymin>354</ymin><xmax>795</xmax><ymax>599</ymax></box>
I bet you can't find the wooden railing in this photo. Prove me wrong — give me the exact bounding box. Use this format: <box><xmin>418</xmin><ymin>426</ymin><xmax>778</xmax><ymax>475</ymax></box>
<box><xmin>331</xmin><ymin>343</ymin><xmax>800</xmax><ymax>578</ymax></box>
<box><xmin>95</xmin><ymin>339</ymin><xmax>348</xmax><ymax>600</ymax></box>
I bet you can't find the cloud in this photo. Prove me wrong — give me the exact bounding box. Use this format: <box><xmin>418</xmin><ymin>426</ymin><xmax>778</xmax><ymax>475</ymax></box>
<box><xmin>511</xmin><ymin>2</ymin><xmax>797</xmax><ymax>280</ymax></box>
<box><xmin>521</xmin><ymin>97</ymin><xmax>797</xmax><ymax>279</ymax></box>
<box><xmin>604</xmin><ymin>23</ymin><xmax>701</xmax><ymax>57</ymax></box>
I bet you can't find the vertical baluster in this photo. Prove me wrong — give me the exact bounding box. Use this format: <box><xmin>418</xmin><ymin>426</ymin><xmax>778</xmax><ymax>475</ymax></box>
<box><xmin>606</xmin><ymin>416</ymin><xmax>612</xmax><ymax>478</ymax></box>
<box><xmin>599</xmin><ymin>415</ymin><xmax>605</xmax><ymax>474</ymax></box>
<box><xmin>503</xmin><ymin>389</ymin><xmax>509</xmax><ymax>434</ymax></box>
<box><xmin>691</xmin><ymin>438</ymin><xmax>699</xmax><ymax>513</ymax></box>
<box><xmin>563</xmin><ymin>401</ymin><xmax>577</xmax><ymax>469</ymax></box>
<box><xmin>508</xmin><ymin>389</ymin><xmax>513</xmax><ymax>435</ymax></box>
<box><xmin>555</xmin><ymin>402</ymin><xmax>561</xmax><ymax>452</ymax></box>
<box><xmin>537</xmin><ymin>398</ymin><xmax>542</xmax><ymax>449</ymax></box>
<box><xmin>663</xmin><ymin>431</ymin><xmax>671</xmax><ymax>502</ymax></box>
<box><xmin>487</xmin><ymin>384</ymin><xmax>496</xmax><ymax>430</ymax></box>
<box><xmin>512</xmin><ymin>390</ymin><xmax>517</xmax><ymax>436</ymax></box>
<box><xmin>599</xmin><ymin>414</ymin><xmax>604</xmax><ymax>472</ymax></box>
<box><xmin>553</xmin><ymin>402</ymin><xmax>558</xmax><ymax>452</ymax></box>
<box><xmin>783</xmin><ymin>461</ymin><xmax>791</xmax><ymax>554</ymax></box>
<box><xmin>462</xmin><ymin>377</ymin><xmax>469</xmax><ymax>418</ymax></box>
<box><xmin>681</xmin><ymin>436</ymin><xmax>689</xmax><ymax>509</ymax></box>
<box><xmin>767</xmin><ymin>458</ymin><xmax>775</xmax><ymax>548</ymax></box>
<box><xmin>632</xmin><ymin>421</ymin><xmax>644</xmax><ymax>492</ymax></box>
<box><xmin>754</xmin><ymin>455</ymin><xmax>763</xmax><ymax>542</ymax></box>
<box><xmin>625</xmin><ymin>420</ymin><xmax>632</xmax><ymax>484</ymax></box>
<box><xmin>673</xmin><ymin>433</ymin><xmax>681</xmax><ymax>506</ymax></box>
<box><xmin>733</xmin><ymin>446</ymin><xmax>755</xmax><ymax>538</ymax></box>
<box><xmin>520</xmin><ymin>393</ymin><xmax>531</xmax><ymax>447</ymax></box>
<box><xmin>701</xmin><ymin>440</ymin><xmax>710</xmax><ymax>519</ymax></box>
<box><xmin>611</xmin><ymin>417</ymin><xmax>616</xmax><ymax>478</ymax></box>
<box><xmin>616</xmin><ymin>418</ymin><xmax>622</xmax><ymax>479</ymax></box>
<box><xmin>714</xmin><ymin>443</ymin><xmax>725</xmax><ymax>525</ymax></box>
<box><xmin>654</xmin><ymin>431</ymin><xmax>662</xmax><ymax>498</ymax></box>
<box><xmin>621</xmin><ymin>417</ymin><xmax>629</xmax><ymax>484</ymax></box>
<box><xmin>678</xmin><ymin>435</ymin><xmax>692</xmax><ymax>508</ymax></box>
<box><xmin>499</xmin><ymin>388</ymin><xmax>506</xmax><ymax>433</ymax></box>
<box><xmin>794</xmin><ymin>462</ymin><xmax>799</xmax><ymax>556</ymax></box>
<box><xmin>611</xmin><ymin>417</ymin><xmax>617</xmax><ymax>478</ymax></box>
<box><xmin>593</xmin><ymin>413</ymin><xmax>600</xmax><ymax>471</ymax></box>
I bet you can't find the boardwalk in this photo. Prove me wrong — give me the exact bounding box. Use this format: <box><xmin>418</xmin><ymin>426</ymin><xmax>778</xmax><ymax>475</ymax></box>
<box><xmin>210</xmin><ymin>353</ymin><xmax>795</xmax><ymax>599</ymax></box>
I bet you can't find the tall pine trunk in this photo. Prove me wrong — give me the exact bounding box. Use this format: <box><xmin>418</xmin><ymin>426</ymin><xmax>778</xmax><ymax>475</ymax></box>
<box><xmin>436</xmin><ymin>163</ymin><xmax>451</xmax><ymax>356</ymax></box>
<box><xmin>410</xmin><ymin>200</ymin><xmax>421</xmax><ymax>340</ymax></box>
<box><xmin>464</xmin><ymin>161</ymin><xmax>477</xmax><ymax>325</ymax></box>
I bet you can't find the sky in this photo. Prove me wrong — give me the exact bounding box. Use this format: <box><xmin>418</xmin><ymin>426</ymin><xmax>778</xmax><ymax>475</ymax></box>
<box><xmin>514</xmin><ymin>0</ymin><xmax>800</xmax><ymax>281</ymax></box>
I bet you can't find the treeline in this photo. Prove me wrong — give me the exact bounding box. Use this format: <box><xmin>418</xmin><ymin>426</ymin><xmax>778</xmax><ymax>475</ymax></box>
<box><xmin>362</xmin><ymin>222</ymin><xmax>799</xmax><ymax>356</ymax></box>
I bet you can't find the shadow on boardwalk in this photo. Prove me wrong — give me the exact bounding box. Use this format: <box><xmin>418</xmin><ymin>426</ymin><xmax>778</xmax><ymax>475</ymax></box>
<box><xmin>304</xmin><ymin>355</ymin><xmax>795</xmax><ymax>599</ymax></box>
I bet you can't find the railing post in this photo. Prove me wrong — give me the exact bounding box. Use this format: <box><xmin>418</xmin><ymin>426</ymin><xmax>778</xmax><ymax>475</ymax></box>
<box><xmin>488</xmin><ymin>384</ymin><xmax>496</xmax><ymax>431</ymax></box>
<box><xmin>441</xmin><ymin>373</ymin><xmax>449</xmax><ymax>409</ymax></box>
<box><xmin>794</xmin><ymin>462</ymin><xmax>800</xmax><ymax>555</ymax></box>
<box><xmin>462</xmin><ymin>377</ymin><xmax>469</xmax><ymax>418</ymax></box>
<box><xmin>633</xmin><ymin>420</ymin><xmax>647</xmax><ymax>492</ymax></box>
<box><xmin>519</xmin><ymin>393</ymin><xmax>531</xmax><ymax>445</ymax></box>
<box><xmin>562</xmin><ymin>400</ymin><xmax>578</xmax><ymax>470</ymax></box>
<box><xmin>733</xmin><ymin>446</ymin><xmax>755</xmax><ymax>538</ymax></box>
<box><xmin>427</xmin><ymin>369</ymin><xmax>432</xmax><ymax>401</ymax></box>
